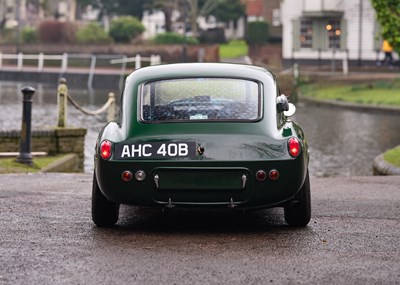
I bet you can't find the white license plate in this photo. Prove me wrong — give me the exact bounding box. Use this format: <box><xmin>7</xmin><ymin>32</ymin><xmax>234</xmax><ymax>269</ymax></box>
<box><xmin>115</xmin><ymin>142</ymin><xmax>197</xmax><ymax>159</ymax></box>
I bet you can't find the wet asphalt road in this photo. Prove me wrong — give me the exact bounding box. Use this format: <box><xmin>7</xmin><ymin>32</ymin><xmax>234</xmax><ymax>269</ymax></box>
<box><xmin>0</xmin><ymin>173</ymin><xmax>399</xmax><ymax>285</ymax></box>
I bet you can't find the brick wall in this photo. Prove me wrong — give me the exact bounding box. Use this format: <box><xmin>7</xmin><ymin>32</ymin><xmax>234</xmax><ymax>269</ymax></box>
<box><xmin>0</xmin><ymin>128</ymin><xmax>87</xmax><ymax>172</ymax></box>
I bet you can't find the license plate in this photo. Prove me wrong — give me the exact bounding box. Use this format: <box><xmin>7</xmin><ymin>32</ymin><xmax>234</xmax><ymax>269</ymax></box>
<box><xmin>115</xmin><ymin>141</ymin><xmax>197</xmax><ymax>159</ymax></box>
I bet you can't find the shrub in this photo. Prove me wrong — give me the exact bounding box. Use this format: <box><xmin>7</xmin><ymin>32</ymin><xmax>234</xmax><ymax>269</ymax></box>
<box><xmin>246</xmin><ymin>21</ymin><xmax>269</xmax><ymax>45</ymax></box>
<box><xmin>0</xmin><ymin>28</ymin><xmax>16</xmax><ymax>44</ymax></box>
<box><xmin>38</xmin><ymin>20</ymin><xmax>77</xmax><ymax>43</ymax></box>
<box><xmin>76</xmin><ymin>23</ymin><xmax>113</xmax><ymax>44</ymax></box>
<box><xmin>109</xmin><ymin>16</ymin><xmax>145</xmax><ymax>43</ymax></box>
<box><xmin>21</xmin><ymin>27</ymin><xmax>38</xmax><ymax>43</ymax></box>
<box><xmin>153</xmin><ymin>32</ymin><xmax>199</xmax><ymax>45</ymax></box>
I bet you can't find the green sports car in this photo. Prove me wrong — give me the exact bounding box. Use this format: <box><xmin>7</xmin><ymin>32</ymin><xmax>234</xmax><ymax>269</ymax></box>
<box><xmin>92</xmin><ymin>63</ymin><xmax>311</xmax><ymax>227</ymax></box>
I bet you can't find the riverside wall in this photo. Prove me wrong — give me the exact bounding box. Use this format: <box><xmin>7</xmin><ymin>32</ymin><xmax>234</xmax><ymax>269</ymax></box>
<box><xmin>0</xmin><ymin>128</ymin><xmax>86</xmax><ymax>172</ymax></box>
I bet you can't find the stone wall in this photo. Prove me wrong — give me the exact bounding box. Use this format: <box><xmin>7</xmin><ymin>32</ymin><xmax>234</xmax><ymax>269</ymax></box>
<box><xmin>0</xmin><ymin>128</ymin><xmax>87</xmax><ymax>172</ymax></box>
<box><xmin>248</xmin><ymin>44</ymin><xmax>282</xmax><ymax>68</ymax></box>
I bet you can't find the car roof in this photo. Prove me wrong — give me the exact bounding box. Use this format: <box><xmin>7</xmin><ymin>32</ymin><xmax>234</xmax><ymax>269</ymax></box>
<box><xmin>125</xmin><ymin>63</ymin><xmax>276</xmax><ymax>84</ymax></box>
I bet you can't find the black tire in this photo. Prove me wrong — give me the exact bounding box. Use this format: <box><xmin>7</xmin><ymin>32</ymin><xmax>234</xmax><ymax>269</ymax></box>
<box><xmin>92</xmin><ymin>172</ymin><xmax>120</xmax><ymax>227</ymax></box>
<box><xmin>284</xmin><ymin>170</ymin><xmax>311</xmax><ymax>227</ymax></box>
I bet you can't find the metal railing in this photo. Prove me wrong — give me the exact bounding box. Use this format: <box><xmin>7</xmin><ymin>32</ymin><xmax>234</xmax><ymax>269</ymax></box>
<box><xmin>110</xmin><ymin>54</ymin><xmax>161</xmax><ymax>91</ymax></box>
<box><xmin>0</xmin><ymin>52</ymin><xmax>162</xmax><ymax>90</ymax></box>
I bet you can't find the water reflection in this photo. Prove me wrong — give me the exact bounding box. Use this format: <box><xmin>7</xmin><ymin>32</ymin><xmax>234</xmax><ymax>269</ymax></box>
<box><xmin>294</xmin><ymin>102</ymin><xmax>400</xmax><ymax>177</ymax></box>
<box><xmin>1</xmin><ymin>82</ymin><xmax>399</xmax><ymax>177</ymax></box>
<box><xmin>0</xmin><ymin>82</ymin><xmax>118</xmax><ymax>172</ymax></box>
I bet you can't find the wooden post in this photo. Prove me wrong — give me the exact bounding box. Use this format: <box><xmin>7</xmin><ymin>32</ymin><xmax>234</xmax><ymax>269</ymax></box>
<box><xmin>57</xmin><ymin>78</ymin><xmax>68</xmax><ymax>127</ymax></box>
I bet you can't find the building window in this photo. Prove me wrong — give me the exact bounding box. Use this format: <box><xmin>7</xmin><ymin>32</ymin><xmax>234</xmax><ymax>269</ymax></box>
<box><xmin>272</xmin><ymin>9</ymin><xmax>281</xmax><ymax>27</ymax></box>
<box><xmin>297</xmin><ymin>17</ymin><xmax>343</xmax><ymax>50</ymax></box>
<box><xmin>326</xmin><ymin>20</ymin><xmax>341</xmax><ymax>49</ymax></box>
<box><xmin>300</xmin><ymin>19</ymin><xmax>313</xmax><ymax>48</ymax></box>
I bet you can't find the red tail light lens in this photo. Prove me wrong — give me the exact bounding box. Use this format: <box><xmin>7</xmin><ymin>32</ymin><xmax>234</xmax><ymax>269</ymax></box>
<box><xmin>121</xmin><ymin>170</ymin><xmax>133</xmax><ymax>182</ymax></box>
<box><xmin>100</xmin><ymin>140</ymin><xmax>112</xmax><ymax>160</ymax></box>
<box><xmin>256</xmin><ymin>170</ymin><xmax>267</xmax><ymax>181</ymax></box>
<box><xmin>269</xmin><ymin>169</ymin><xmax>280</xmax><ymax>181</ymax></box>
<box><xmin>288</xmin><ymin>137</ymin><xmax>301</xmax><ymax>158</ymax></box>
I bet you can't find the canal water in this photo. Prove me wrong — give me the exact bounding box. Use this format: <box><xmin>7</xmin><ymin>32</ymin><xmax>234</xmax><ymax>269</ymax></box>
<box><xmin>1</xmin><ymin>81</ymin><xmax>399</xmax><ymax>177</ymax></box>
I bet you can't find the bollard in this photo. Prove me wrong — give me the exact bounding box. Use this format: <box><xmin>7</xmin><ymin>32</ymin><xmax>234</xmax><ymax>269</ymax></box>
<box><xmin>57</xmin><ymin>78</ymin><xmax>68</xmax><ymax>127</ymax></box>
<box><xmin>107</xmin><ymin>92</ymin><xmax>116</xmax><ymax>122</ymax></box>
<box><xmin>16</xmin><ymin>86</ymin><xmax>36</xmax><ymax>165</ymax></box>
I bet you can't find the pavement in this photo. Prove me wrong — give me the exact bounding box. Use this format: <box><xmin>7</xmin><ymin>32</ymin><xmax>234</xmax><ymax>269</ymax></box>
<box><xmin>0</xmin><ymin>173</ymin><xmax>400</xmax><ymax>284</ymax></box>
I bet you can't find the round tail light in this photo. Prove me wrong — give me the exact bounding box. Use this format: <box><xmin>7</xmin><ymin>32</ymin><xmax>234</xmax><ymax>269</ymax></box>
<box><xmin>100</xmin><ymin>140</ymin><xmax>112</xmax><ymax>160</ymax></box>
<box><xmin>288</xmin><ymin>137</ymin><xmax>301</xmax><ymax>158</ymax></box>
<box><xmin>256</xmin><ymin>170</ymin><xmax>266</xmax><ymax>181</ymax></box>
<box><xmin>269</xmin><ymin>169</ymin><xmax>280</xmax><ymax>181</ymax></box>
<box><xmin>121</xmin><ymin>170</ymin><xmax>133</xmax><ymax>182</ymax></box>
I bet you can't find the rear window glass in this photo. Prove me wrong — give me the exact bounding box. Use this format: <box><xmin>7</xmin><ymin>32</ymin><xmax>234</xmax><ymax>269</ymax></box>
<box><xmin>140</xmin><ymin>78</ymin><xmax>261</xmax><ymax>122</ymax></box>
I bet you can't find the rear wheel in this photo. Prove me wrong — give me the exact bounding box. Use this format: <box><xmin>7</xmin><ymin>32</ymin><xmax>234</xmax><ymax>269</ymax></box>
<box><xmin>92</xmin><ymin>172</ymin><xmax>120</xmax><ymax>227</ymax></box>
<box><xmin>284</xmin><ymin>170</ymin><xmax>311</xmax><ymax>227</ymax></box>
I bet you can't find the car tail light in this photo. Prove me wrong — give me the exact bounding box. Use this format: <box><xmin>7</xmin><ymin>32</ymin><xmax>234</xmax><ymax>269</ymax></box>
<box><xmin>122</xmin><ymin>170</ymin><xmax>133</xmax><ymax>182</ymax></box>
<box><xmin>288</xmin><ymin>137</ymin><xmax>301</xmax><ymax>158</ymax></box>
<box><xmin>269</xmin><ymin>169</ymin><xmax>280</xmax><ymax>181</ymax></box>
<box><xmin>100</xmin><ymin>140</ymin><xmax>112</xmax><ymax>160</ymax></box>
<box><xmin>256</xmin><ymin>170</ymin><xmax>266</xmax><ymax>181</ymax></box>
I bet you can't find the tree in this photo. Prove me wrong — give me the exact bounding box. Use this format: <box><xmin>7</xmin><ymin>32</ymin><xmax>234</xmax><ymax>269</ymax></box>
<box><xmin>371</xmin><ymin>0</ymin><xmax>400</xmax><ymax>52</ymax></box>
<box><xmin>183</xmin><ymin>0</ymin><xmax>221</xmax><ymax>36</ymax></box>
<box><xmin>246</xmin><ymin>21</ymin><xmax>269</xmax><ymax>45</ymax></box>
<box><xmin>209</xmin><ymin>0</ymin><xmax>245</xmax><ymax>24</ymax></box>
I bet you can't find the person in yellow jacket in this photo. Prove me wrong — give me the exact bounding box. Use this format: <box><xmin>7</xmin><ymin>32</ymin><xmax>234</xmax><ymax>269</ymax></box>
<box><xmin>381</xmin><ymin>40</ymin><xmax>394</xmax><ymax>67</ymax></box>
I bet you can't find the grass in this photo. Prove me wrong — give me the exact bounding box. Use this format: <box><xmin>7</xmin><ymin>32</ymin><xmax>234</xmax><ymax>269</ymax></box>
<box><xmin>219</xmin><ymin>40</ymin><xmax>248</xmax><ymax>59</ymax></box>
<box><xmin>300</xmin><ymin>80</ymin><xmax>400</xmax><ymax>107</ymax></box>
<box><xmin>383</xmin><ymin>146</ymin><xmax>400</xmax><ymax>168</ymax></box>
<box><xmin>0</xmin><ymin>155</ymin><xmax>65</xmax><ymax>174</ymax></box>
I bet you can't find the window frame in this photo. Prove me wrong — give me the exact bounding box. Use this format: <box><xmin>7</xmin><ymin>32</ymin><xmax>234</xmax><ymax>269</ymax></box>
<box><xmin>296</xmin><ymin>16</ymin><xmax>345</xmax><ymax>51</ymax></box>
<box><xmin>138</xmin><ymin>77</ymin><xmax>264</xmax><ymax>124</ymax></box>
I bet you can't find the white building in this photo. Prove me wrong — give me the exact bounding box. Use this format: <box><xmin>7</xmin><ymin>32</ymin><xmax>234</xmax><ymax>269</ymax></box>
<box><xmin>0</xmin><ymin>0</ymin><xmax>77</xmax><ymax>27</ymax></box>
<box><xmin>142</xmin><ymin>9</ymin><xmax>244</xmax><ymax>41</ymax></box>
<box><xmin>280</xmin><ymin>0</ymin><xmax>393</xmax><ymax>66</ymax></box>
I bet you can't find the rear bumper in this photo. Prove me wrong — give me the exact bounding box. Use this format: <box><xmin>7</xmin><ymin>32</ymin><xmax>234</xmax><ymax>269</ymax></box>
<box><xmin>95</xmin><ymin>156</ymin><xmax>308</xmax><ymax>209</ymax></box>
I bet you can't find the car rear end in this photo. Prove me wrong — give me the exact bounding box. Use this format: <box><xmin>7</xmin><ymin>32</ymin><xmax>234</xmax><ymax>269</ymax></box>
<box><xmin>98</xmin><ymin>68</ymin><xmax>307</xmax><ymax>207</ymax></box>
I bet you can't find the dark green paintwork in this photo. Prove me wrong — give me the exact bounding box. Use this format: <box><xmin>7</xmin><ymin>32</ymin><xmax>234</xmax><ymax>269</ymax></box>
<box><xmin>94</xmin><ymin>63</ymin><xmax>309</xmax><ymax>209</ymax></box>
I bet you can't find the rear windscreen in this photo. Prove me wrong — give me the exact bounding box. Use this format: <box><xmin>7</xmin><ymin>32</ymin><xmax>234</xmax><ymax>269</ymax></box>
<box><xmin>140</xmin><ymin>78</ymin><xmax>261</xmax><ymax>122</ymax></box>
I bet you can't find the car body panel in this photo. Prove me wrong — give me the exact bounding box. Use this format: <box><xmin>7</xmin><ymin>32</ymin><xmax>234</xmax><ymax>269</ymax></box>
<box><xmin>94</xmin><ymin>63</ymin><xmax>309</xmax><ymax>210</ymax></box>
